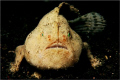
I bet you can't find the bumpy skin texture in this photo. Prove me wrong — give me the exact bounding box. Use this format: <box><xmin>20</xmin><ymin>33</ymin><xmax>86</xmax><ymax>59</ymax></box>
<box><xmin>10</xmin><ymin>7</ymin><xmax>83</xmax><ymax>72</ymax></box>
<box><xmin>9</xmin><ymin>2</ymin><xmax>102</xmax><ymax>78</ymax></box>
<box><xmin>24</xmin><ymin>7</ymin><xmax>82</xmax><ymax>69</ymax></box>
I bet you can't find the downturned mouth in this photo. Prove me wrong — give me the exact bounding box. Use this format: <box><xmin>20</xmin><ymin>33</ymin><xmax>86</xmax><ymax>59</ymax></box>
<box><xmin>46</xmin><ymin>43</ymin><xmax>67</xmax><ymax>49</ymax></box>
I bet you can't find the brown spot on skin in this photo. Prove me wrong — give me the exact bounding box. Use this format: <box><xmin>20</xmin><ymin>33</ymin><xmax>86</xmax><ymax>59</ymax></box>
<box><xmin>63</xmin><ymin>35</ymin><xmax>65</xmax><ymax>38</ymax></box>
<box><xmin>63</xmin><ymin>35</ymin><xmax>66</xmax><ymax>41</ymax></box>
<box><xmin>28</xmin><ymin>35</ymin><xmax>30</xmax><ymax>39</ymax></box>
<box><xmin>48</xmin><ymin>35</ymin><xmax>51</xmax><ymax>38</ymax></box>
<box><xmin>48</xmin><ymin>35</ymin><xmax>51</xmax><ymax>41</ymax></box>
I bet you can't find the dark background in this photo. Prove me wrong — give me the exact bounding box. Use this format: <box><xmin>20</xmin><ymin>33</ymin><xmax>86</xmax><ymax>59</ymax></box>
<box><xmin>1</xmin><ymin>1</ymin><xmax>119</xmax><ymax>79</ymax></box>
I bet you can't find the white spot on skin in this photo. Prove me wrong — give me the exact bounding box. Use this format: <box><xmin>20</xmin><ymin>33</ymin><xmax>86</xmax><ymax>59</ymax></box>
<box><xmin>39</xmin><ymin>51</ymin><xmax>43</xmax><ymax>59</ymax></box>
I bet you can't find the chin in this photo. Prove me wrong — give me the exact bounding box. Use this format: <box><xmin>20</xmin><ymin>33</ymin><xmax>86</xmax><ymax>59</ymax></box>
<box><xmin>38</xmin><ymin>48</ymin><xmax>77</xmax><ymax>69</ymax></box>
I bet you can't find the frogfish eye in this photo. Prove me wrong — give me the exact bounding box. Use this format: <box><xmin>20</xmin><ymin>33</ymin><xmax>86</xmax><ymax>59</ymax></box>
<box><xmin>68</xmin><ymin>33</ymin><xmax>70</xmax><ymax>37</ymax></box>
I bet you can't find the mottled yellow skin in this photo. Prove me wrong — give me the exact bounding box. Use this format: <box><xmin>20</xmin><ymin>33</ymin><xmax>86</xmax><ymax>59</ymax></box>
<box><xmin>24</xmin><ymin>7</ymin><xmax>82</xmax><ymax>69</ymax></box>
<box><xmin>9</xmin><ymin>2</ymin><xmax>102</xmax><ymax>79</ymax></box>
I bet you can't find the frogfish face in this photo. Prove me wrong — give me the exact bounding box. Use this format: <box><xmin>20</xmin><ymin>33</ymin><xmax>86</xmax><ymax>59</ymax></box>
<box><xmin>25</xmin><ymin>7</ymin><xmax>83</xmax><ymax>69</ymax></box>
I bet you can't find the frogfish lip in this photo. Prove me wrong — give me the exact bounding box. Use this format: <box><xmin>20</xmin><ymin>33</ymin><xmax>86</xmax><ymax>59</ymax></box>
<box><xmin>46</xmin><ymin>42</ymin><xmax>67</xmax><ymax>49</ymax></box>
